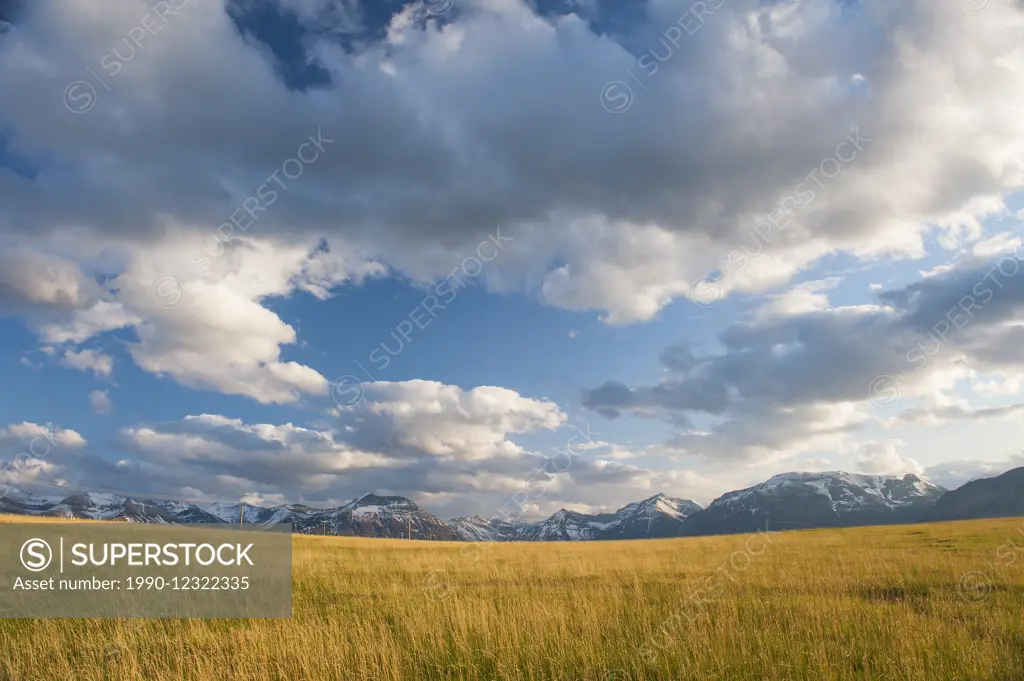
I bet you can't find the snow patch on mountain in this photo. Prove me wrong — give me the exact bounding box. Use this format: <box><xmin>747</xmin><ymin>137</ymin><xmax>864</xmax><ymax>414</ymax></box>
<box><xmin>0</xmin><ymin>471</ymin><xmax>956</xmax><ymax>541</ymax></box>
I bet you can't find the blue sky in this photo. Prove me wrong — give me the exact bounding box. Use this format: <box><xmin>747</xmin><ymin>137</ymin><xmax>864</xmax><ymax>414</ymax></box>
<box><xmin>1</xmin><ymin>0</ymin><xmax>1024</xmax><ymax>518</ymax></box>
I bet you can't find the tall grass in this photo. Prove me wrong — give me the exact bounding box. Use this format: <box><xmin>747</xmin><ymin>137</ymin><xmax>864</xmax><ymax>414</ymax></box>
<box><xmin>1</xmin><ymin>515</ymin><xmax>1023</xmax><ymax>680</ymax></box>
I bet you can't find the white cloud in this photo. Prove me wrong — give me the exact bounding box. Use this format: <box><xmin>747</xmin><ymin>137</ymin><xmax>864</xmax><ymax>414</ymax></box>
<box><xmin>0</xmin><ymin>381</ymin><xmax>710</xmax><ymax>516</ymax></box>
<box><xmin>971</xmin><ymin>371</ymin><xmax>1024</xmax><ymax>398</ymax></box>
<box><xmin>797</xmin><ymin>457</ymin><xmax>833</xmax><ymax>471</ymax></box>
<box><xmin>853</xmin><ymin>440</ymin><xmax>924</xmax><ymax>477</ymax></box>
<box><xmin>0</xmin><ymin>251</ymin><xmax>94</xmax><ymax>311</ymax></box>
<box><xmin>0</xmin><ymin>0</ymin><xmax>1021</xmax><ymax>327</ymax></box>
<box><xmin>1</xmin><ymin>0</ymin><xmax>1024</xmax><ymax>508</ymax></box>
<box><xmin>10</xmin><ymin>233</ymin><xmax>380</xmax><ymax>404</ymax></box>
<box><xmin>61</xmin><ymin>348</ymin><xmax>113</xmax><ymax>377</ymax></box>
<box><xmin>89</xmin><ymin>390</ymin><xmax>112</xmax><ymax>415</ymax></box>
<box><xmin>924</xmin><ymin>453</ymin><xmax>1024</xmax><ymax>490</ymax></box>
<box><xmin>353</xmin><ymin>380</ymin><xmax>567</xmax><ymax>460</ymax></box>
<box><xmin>753</xmin><ymin>278</ymin><xmax>841</xmax><ymax>322</ymax></box>
<box><xmin>0</xmin><ymin>421</ymin><xmax>87</xmax><ymax>487</ymax></box>
<box><xmin>37</xmin><ymin>301</ymin><xmax>140</xmax><ymax>345</ymax></box>
<box><xmin>0</xmin><ymin>422</ymin><xmax>86</xmax><ymax>449</ymax></box>
<box><xmin>586</xmin><ymin>249</ymin><xmax>1024</xmax><ymax>464</ymax></box>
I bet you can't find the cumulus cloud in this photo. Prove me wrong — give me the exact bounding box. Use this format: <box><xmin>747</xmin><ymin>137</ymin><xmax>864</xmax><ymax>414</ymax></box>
<box><xmin>62</xmin><ymin>348</ymin><xmax>114</xmax><ymax>377</ymax></box>
<box><xmin>0</xmin><ymin>0</ymin><xmax>1020</xmax><ymax>331</ymax></box>
<box><xmin>885</xmin><ymin>400</ymin><xmax>1024</xmax><ymax>428</ymax></box>
<box><xmin>0</xmin><ymin>252</ymin><xmax>95</xmax><ymax>312</ymax></box>
<box><xmin>0</xmin><ymin>422</ymin><xmax>87</xmax><ymax>450</ymax></box>
<box><xmin>923</xmin><ymin>453</ymin><xmax>1024</xmax><ymax>490</ymax></box>
<box><xmin>853</xmin><ymin>441</ymin><xmax>923</xmax><ymax>477</ymax></box>
<box><xmin>0</xmin><ymin>422</ymin><xmax>87</xmax><ymax>487</ymax></box>
<box><xmin>89</xmin><ymin>389</ymin><xmax>112</xmax><ymax>415</ymax></box>
<box><xmin>6</xmin><ymin>231</ymin><xmax>380</xmax><ymax>404</ymax></box>
<box><xmin>0</xmin><ymin>380</ymin><xmax>721</xmax><ymax>516</ymax></box>
<box><xmin>348</xmin><ymin>380</ymin><xmax>566</xmax><ymax>460</ymax></box>
<box><xmin>585</xmin><ymin>247</ymin><xmax>1024</xmax><ymax>463</ymax></box>
<box><xmin>3</xmin><ymin>0</ymin><xmax>1024</xmax><ymax>506</ymax></box>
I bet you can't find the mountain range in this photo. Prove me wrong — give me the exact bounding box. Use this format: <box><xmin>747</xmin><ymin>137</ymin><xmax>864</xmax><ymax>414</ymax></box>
<box><xmin>1</xmin><ymin>468</ymin><xmax>1022</xmax><ymax>540</ymax></box>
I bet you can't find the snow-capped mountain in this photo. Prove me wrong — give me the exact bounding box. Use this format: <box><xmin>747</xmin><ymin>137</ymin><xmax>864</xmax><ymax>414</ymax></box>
<box><xmin>0</xmin><ymin>488</ymin><xmax>456</xmax><ymax>539</ymax></box>
<box><xmin>448</xmin><ymin>515</ymin><xmax>523</xmax><ymax>542</ymax></box>
<box><xmin>0</xmin><ymin>471</ymin><xmax>967</xmax><ymax>541</ymax></box>
<box><xmin>613</xmin><ymin>494</ymin><xmax>704</xmax><ymax>539</ymax></box>
<box><xmin>515</xmin><ymin>508</ymin><xmax>616</xmax><ymax>541</ymax></box>
<box><xmin>186</xmin><ymin>493</ymin><xmax>458</xmax><ymax>539</ymax></box>
<box><xmin>0</xmin><ymin>487</ymin><xmax>66</xmax><ymax>514</ymax></box>
<box><xmin>683</xmin><ymin>472</ymin><xmax>946</xmax><ymax>535</ymax></box>
<box><xmin>63</xmin><ymin>493</ymin><xmax>184</xmax><ymax>523</ymax></box>
<box><xmin>298</xmin><ymin>494</ymin><xmax>459</xmax><ymax>540</ymax></box>
<box><xmin>449</xmin><ymin>493</ymin><xmax>703</xmax><ymax>541</ymax></box>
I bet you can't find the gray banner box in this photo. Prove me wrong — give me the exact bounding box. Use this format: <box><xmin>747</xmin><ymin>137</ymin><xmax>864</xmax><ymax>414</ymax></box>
<box><xmin>0</xmin><ymin>523</ymin><xmax>292</xmax><ymax>618</ymax></box>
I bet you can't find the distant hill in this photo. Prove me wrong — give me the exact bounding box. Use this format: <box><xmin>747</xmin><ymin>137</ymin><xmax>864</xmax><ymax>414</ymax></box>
<box><xmin>926</xmin><ymin>466</ymin><xmax>1024</xmax><ymax>522</ymax></box>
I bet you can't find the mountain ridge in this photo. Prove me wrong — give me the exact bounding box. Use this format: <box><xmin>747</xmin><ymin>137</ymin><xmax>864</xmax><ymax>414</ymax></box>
<box><xmin>926</xmin><ymin>467</ymin><xmax>1024</xmax><ymax>522</ymax></box>
<box><xmin>2</xmin><ymin>468</ymin><xmax>1019</xmax><ymax>540</ymax></box>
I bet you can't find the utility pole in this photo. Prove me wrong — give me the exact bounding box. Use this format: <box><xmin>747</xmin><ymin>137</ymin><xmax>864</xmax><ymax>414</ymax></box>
<box><xmin>408</xmin><ymin>516</ymin><xmax>412</xmax><ymax>540</ymax></box>
<box><xmin>239</xmin><ymin>502</ymin><xmax>244</xmax><ymax>529</ymax></box>
<box><xmin>322</xmin><ymin>521</ymin><xmax>328</xmax><ymax>536</ymax></box>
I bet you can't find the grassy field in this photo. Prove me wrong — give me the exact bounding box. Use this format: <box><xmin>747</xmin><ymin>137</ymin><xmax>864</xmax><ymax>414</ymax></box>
<box><xmin>1</xmin><ymin>515</ymin><xmax>1023</xmax><ymax>681</ymax></box>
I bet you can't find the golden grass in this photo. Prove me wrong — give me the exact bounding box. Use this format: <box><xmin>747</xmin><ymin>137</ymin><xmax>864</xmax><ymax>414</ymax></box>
<box><xmin>2</xmin><ymin>515</ymin><xmax>1024</xmax><ymax>680</ymax></box>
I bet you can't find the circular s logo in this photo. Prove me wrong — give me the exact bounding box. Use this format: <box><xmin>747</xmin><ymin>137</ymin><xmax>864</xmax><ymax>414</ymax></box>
<box><xmin>20</xmin><ymin>538</ymin><xmax>52</xmax><ymax>572</ymax></box>
<box><xmin>421</xmin><ymin>0</ymin><xmax>454</xmax><ymax>16</ymax></box>
<box><xmin>691</xmin><ymin>277</ymin><xmax>724</xmax><ymax>308</ymax></box>
<box><xmin>600</xmin><ymin>81</ymin><xmax>634</xmax><ymax>114</ymax></box>
<box><xmin>63</xmin><ymin>80</ymin><xmax>97</xmax><ymax>114</ymax></box>
<box><xmin>152</xmin><ymin>276</ymin><xmax>186</xmax><ymax>310</ymax></box>
<box><xmin>868</xmin><ymin>374</ymin><xmax>902</xmax><ymax>408</ymax></box>
<box><xmin>331</xmin><ymin>375</ymin><xmax>365</xmax><ymax>408</ymax></box>
<box><xmin>958</xmin><ymin>571</ymin><xmax>992</xmax><ymax>603</ymax></box>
